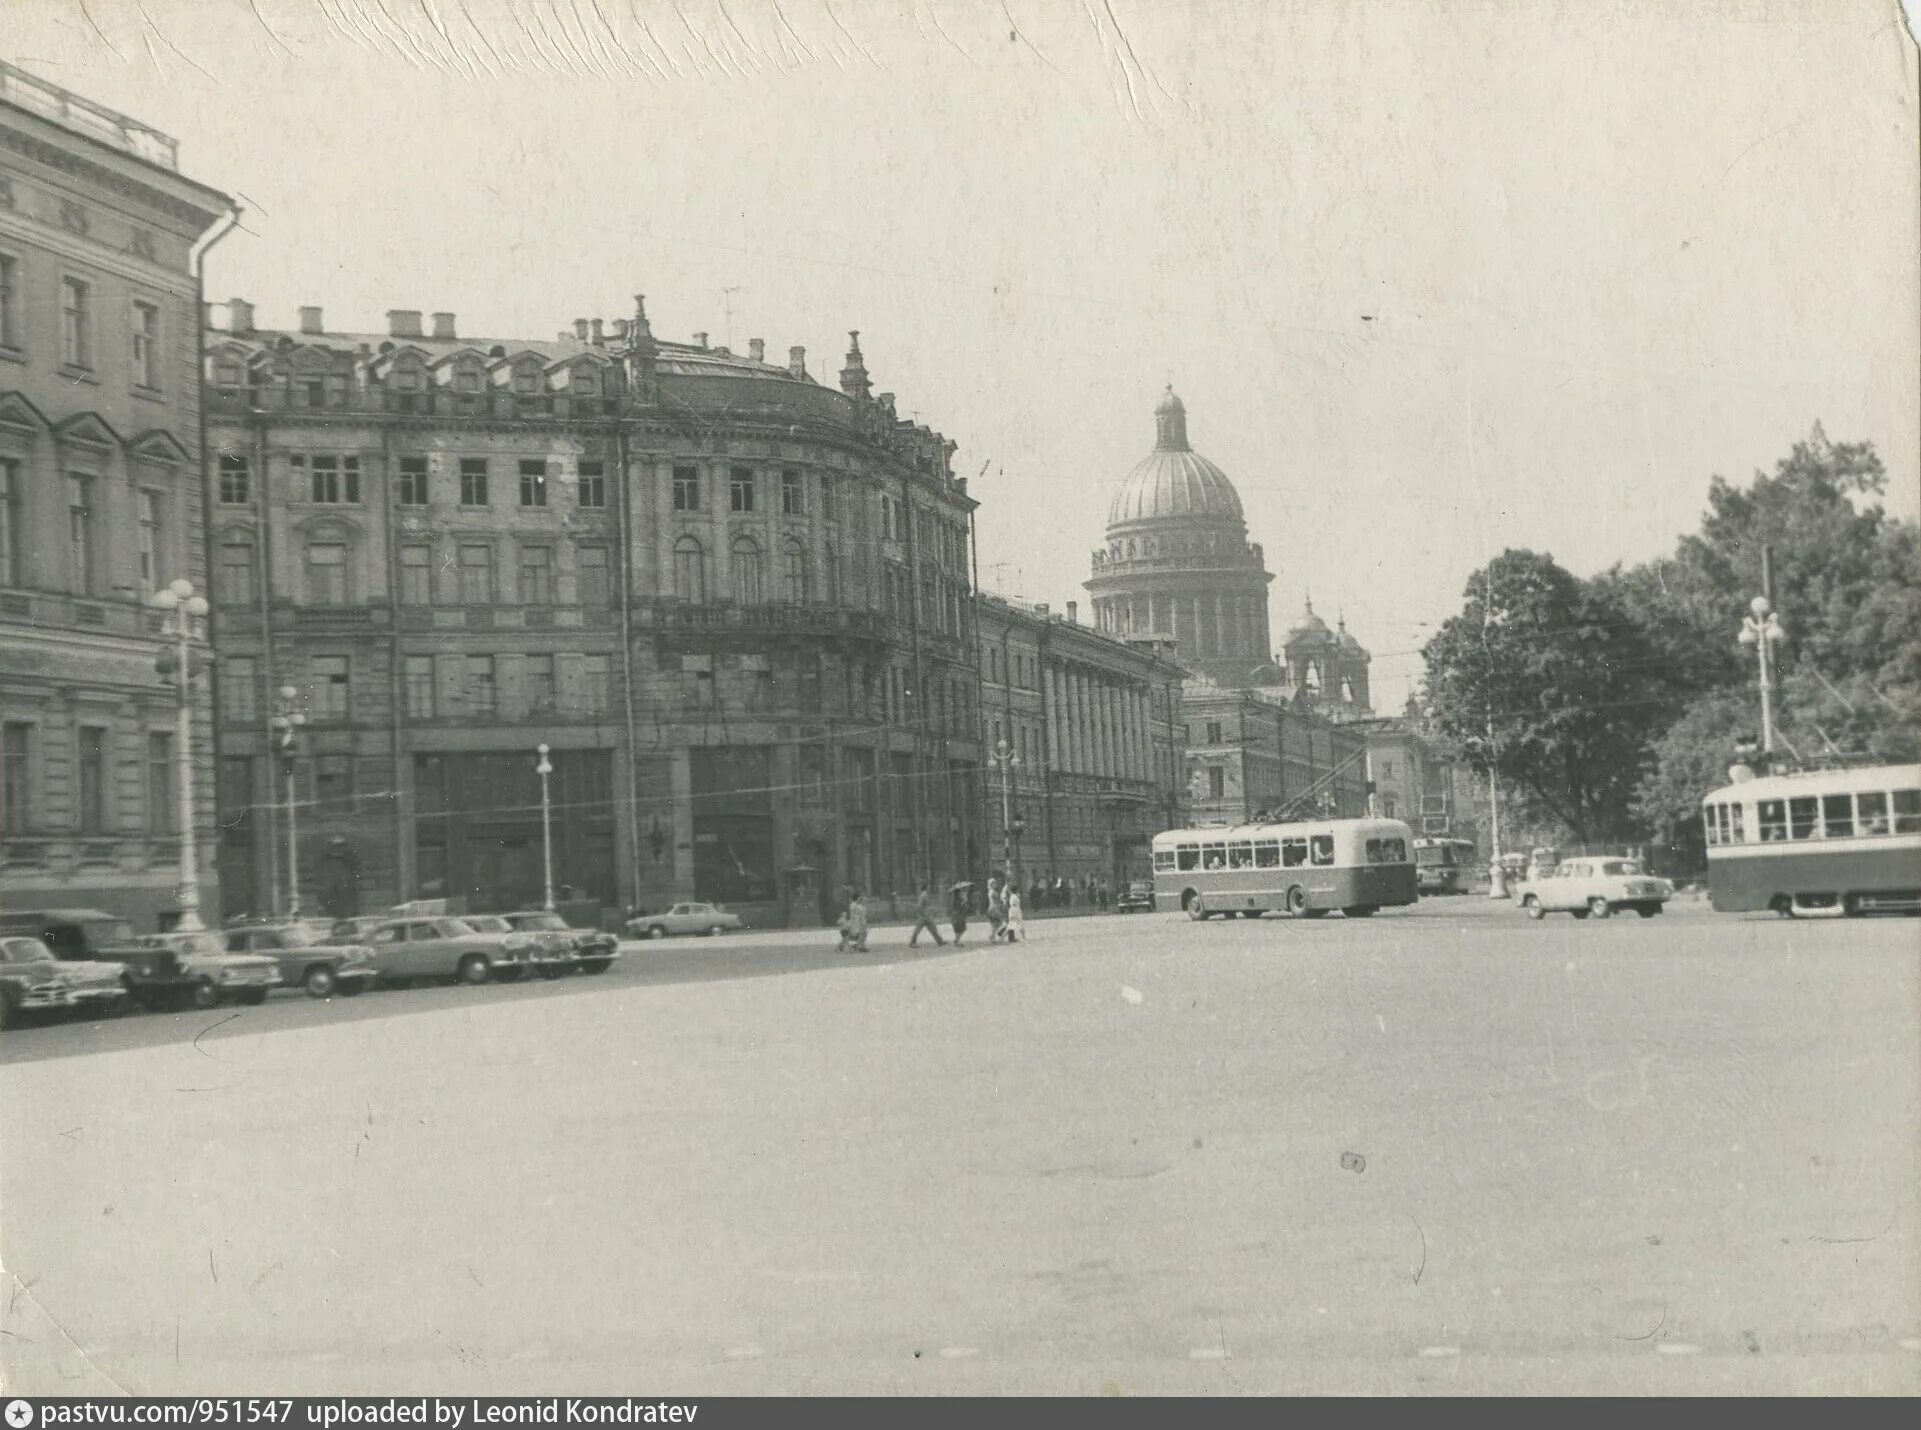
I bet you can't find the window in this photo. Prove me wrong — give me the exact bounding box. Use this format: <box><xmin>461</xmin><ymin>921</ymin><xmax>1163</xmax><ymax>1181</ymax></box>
<box><xmin>397</xmin><ymin>457</ymin><xmax>429</xmax><ymax>506</ymax></box>
<box><xmin>136</xmin><ymin>491</ymin><xmax>163</xmax><ymax>592</ymax></box>
<box><xmin>1822</xmin><ymin>794</ymin><xmax>1855</xmax><ymax>839</ymax></box>
<box><xmin>1893</xmin><ymin>790</ymin><xmax>1921</xmax><ymax>836</ymax></box>
<box><xmin>457</xmin><ymin>544</ymin><xmax>494</xmax><ymax>604</ymax></box>
<box><xmin>147</xmin><ymin>731</ymin><xmax>174</xmax><ymax>833</ymax></box>
<box><xmin>581</xmin><ymin>655</ymin><xmax>611</xmax><ymax>715</ymax></box>
<box><xmin>66</xmin><ymin>476</ymin><xmax>95</xmax><ymax>594</ymax></box>
<box><xmin>1176</xmin><ymin>844</ymin><xmax>1199</xmax><ymax>872</ymax></box>
<box><xmin>1282</xmin><ymin>838</ymin><xmax>1307</xmax><ymax>868</ymax></box>
<box><xmin>466</xmin><ymin>656</ymin><xmax>496</xmax><ymax>717</ymax></box>
<box><xmin>1382</xmin><ymin>795</ymin><xmax>1397</xmax><ymax>818</ymax></box>
<box><xmin>301</xmin><ymin>455</ymin><xmax>360</xmax><ymax>504</ymax></box>
<box><xmin>404</xmin><ymin>655</ymin><xmax>434</xmax><ymax>718</ymax></box>
<box><xmin>524</xmin><ymin>655</ymin><xmax>555</xmax><ymax>713</ymax></box>
<box><xmin>76</xmin><ymin>726</ymin><xmax>106</xmax><ymax>834</ymax></box>
<box><xmin>673</xmin><ymin>466</ymin><xmax>700</xmax><ymax>511</ymax></box>
<box><xmin>1207</xmin><ymin>767</ymin><xmax>1225</xmax><ymax>799</ymax></box>
<box><xmin>729</xmin><ymin>466</ymin><xmax>755</xmax><ymax>512</ymax></box>
<box><xmin>1310</xmin><ymin>834</ymin><xmax>1336</xmax><ymax>866</ymax></box>
<box><xmin>304</xmin><ymin>542</ymin><xmax>348</xmax><ymax>605</ymax></box>
<box><xmin>519</xmin><ymin>459</ymin><xmax>548</xmax><ymax>508</ymax></box>
<box><xmin>1255</xmin><ymin>840</ymin><xmax>1281</xmax><ymax>869</ymax></box>
<box><xmin>821</xmin><ymin>543</ymin><xmax>837</xmax><ymax>604</ymax></box>
<box><xmin>61</xmin><ymin>276</ymin><xmax>91</xmax><ymax>368</ymax></box>
<box><xmin>780</xmin><ymin>539</ymin><xmax>806</xmax><ymax>603</ymax></box>
<box><xmin>1788</xmin><ymin>796</ymin><xmax>1819</xmax><ymax>840</ymax></box>
<box><xmin>314</xmin><ymin>755</ymin><xmax>354</xmax><ymax>813</ymax></box>
<box><xmin>577</xmin><ymin>460</ymin><xmax>605</xmax><ymax>508</ymax></box>
<box><xmin>218</xmin><ymin>454</ymin><xmax>250</xmax><ymax>505</ymax></box>
<box><xmin>518</xmin><ymin>545</ymin><xmax>554</xmax><ymax>603</ymax></box>
<box><xmin>819</xmin><ymin>478</ymin><xmax>834</xmax><ymax>523</ymax></box>
<box><xmin>129</xmin><ymin>299</ymin><xmax>161</xmax><ymax>389</ymax></box>
<box><xmin>673</xmin><ymin>535</ymin><xmax>705</xmax><ymax>602</ymax></box>
<box><xmin>218</xmin><ymin>535</ymin><xmax>256</xmax><ymax>606</ymax></box>
<box><xmin>570</xmin><ymin>365</ymin><xmax>601</xmax><ymax>415</ymax></box>
<box><xmin>398</xmin><ymin>544</ymin><xmax>432</xmax><ymax>605</ymax></box>
<box><xmin>781</xmin><ymin>469</ymin><xmax>804</xmax><ymax>515</ymax></box>
<box><xmin>1206</xmin><ymin>721</ymin><xmax>1222</xmax><ymax>744</ymax></box>
<box><xmin>1380</xmin><ymin>759</ymin><xmax>1395</xmax><ymax>780</ymax></box>
<box><xmin>730</xmin><ymin>536</ymin><xmax>762</xmax><ymax>603</ymax></box>
<box><xmin>1757</xmin><ymin>799</ymin><xmax>1788</xmax><ymax>842</ymax></box>
<box><xmin>0</xmin><ymin>458</ymin><xmax>20</xmax><ymax>586</ymax></box>
<box><xmin>1857</xmin><ymin>791</ymin><xmax>1890</xmax><ymax>837</ymax></box>
<box><xmin>460</xmin><ymin>458</ymin><xmax>489</xmax><ymax>507</ymax></box>
<box><xmin>1</xmin><ymin>723</ymin><xmax>30</xmax><ymax>831</ymax></box>
<box><xmin>221</xmin><ymin>657</ymin><xmax>256</xmax><ymax>723</ymax></box>
<box><xmin>311</xmin><ymin>656</ymin><xmax>351</xmax><ymax>721</ymax></box>
<box><xmin>0</xmin><ymin>253</ymin><xmax>16</xmax><ymax>350</ymax></box>
<box><xmin>576</xmin><ymin>543</ymin><xmax>610</xmax><ymax>605</ymax></box>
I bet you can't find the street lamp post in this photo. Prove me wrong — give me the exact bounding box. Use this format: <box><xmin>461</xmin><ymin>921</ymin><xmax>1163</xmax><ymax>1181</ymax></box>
<box><xmin>536</xmin><ymin>743</ymin><xmax>556</xmax><ymax>911</ymax></box>
<box><xmin>1737</xmin><ymin>595</ymin><xmax>1788</xmax><ymax>754</ymax></box>
<box><xmin>150</xmin><ymin>579</ymin><xmax>210</xmax><ymax>931</ymax></box>
<box><xmin>269</xmin><ymin>686</ymin><xmax>306</xmax><ymax>918</ymax></box>
<box><xmin>990</xmin><ymin>739</ymin><xmax>1021</xmax><ymax>885</ymax></box>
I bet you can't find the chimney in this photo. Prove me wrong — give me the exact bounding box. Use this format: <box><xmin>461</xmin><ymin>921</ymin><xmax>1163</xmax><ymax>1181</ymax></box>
<box><xmin>432</xmin><ymin>311</ymin><xmax>457</xmax><ymax>339</ymax></box>
<box><xmin>612</xmin><ymin>319</ymin><xmax>630</xmax><ymax>341</ymax></box>
<box><xmin>229</xmin><ymin>298</ymin><xmax>255</xmax><ymax>335</ymax></box>
<box><xmin>298</xmin><ymin>306</ymin><xmax>324</xmax><ymax>335</ymax></box>
<box><xmin>788</xmin><ymin>345</ymin><xmax>806</xmax><ymax>377</ymax></box>
<box><xmin>386</xmin><ymin>309</ymin><xmax>422</xmax><ymax>338</ymax></box>
<box><xmin>590</xmin><ymin>318</ymin><xmax>604</xmax><ymax>346</ymax></box>
<box><xmin>748</xmin><ymin>338</ymin><xmax>764</xmax><ymax>363</ymax></box>
<box><xmin>1067</xmin><ymin>601</ymin><xmax>1079</xmax><ymax>625</ymax></box>
<box><xmin>692</xmin><ymin>332</ymin><xmax>709</xmax><ymax>350</ymax></box>
<box><xmin>573</xmin><ymin>319</ymin><xmax>590</xmax><ymax>341</ymax></box>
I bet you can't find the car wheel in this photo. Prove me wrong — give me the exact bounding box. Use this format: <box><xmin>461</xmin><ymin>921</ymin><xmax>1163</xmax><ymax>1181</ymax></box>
<box><xmin>1636</xmin><ymin>905</ymin><xmax>1659</xmax><ymax>919</ymax></box>
<box><xmin>1285</xmin><ymin>886</ymin><xmax>1307</xmax><ymax>917</ymax></box>
<box><xmin>1588</xmin><ymin>897</ymin><xmax>1613</xmax><ymax>920</ymax></box>
<box><xmin>1523</xmin><ymin>895</ymin><xmax>1545</xmax><ymax>921</ymax></box>
<box><xmin>1769</xmin><ymin>894</ymin><xmax>1795</xmax><ymax>918</ymax></box>
<box><xmin>303</xmin><ymin>964</ymin><xmax>337</xmax><ymax>999</ymax></box>
<box><xmin>1842</xmin><ymin>893</ymin><xmax>1863</xmax><ymax>918</ymax></box>
<box><xmin>457</xmin><ymin>955</ymin><xmax>491</xmax><ymax>986</ymax></box>
<box><xmin>1570</xmin><ymin>908</ymin><xmax>1590</xmax><ymax>920</ymax></box>
<box><xmin>236</xmin><ymin>988</ymin><xmax>269</xmax><ymax>1006</ymax></box>
<box><xmin>188</xmin><ymin>979</ymin><xmax>220</xmax><ymax>1011</ymax></box>
<box><xmin>647</xmin><ymin>924</ymin><xmax>668</xmax><ymax>940</ymax></box>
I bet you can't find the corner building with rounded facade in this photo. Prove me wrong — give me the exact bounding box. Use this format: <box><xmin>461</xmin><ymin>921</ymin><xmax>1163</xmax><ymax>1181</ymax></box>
<box><xmin>203</xmin><ymin>300</ymin><xmax>981</xmax><ymax>926</ymax></box>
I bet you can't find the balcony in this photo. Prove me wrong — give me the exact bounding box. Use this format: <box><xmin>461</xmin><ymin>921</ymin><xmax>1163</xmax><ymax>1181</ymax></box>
<box><xmin>1</xmin><ymin>60</ymin><xmax>180</xmax><ymax>169</ymax></box>
<box><xmin>633</xmin><ymin>598</ymin><xmax>892</xmax><ymax>645</ymax></box>
<box><xmin>278</xmin><ymin>602</ymin><xmax>393</xmax><ymax>631</ymax></box>
<box><xmin>0</xmin><ymin>587</ymin><xmax>168</xmax><ymax>639</ymax></box>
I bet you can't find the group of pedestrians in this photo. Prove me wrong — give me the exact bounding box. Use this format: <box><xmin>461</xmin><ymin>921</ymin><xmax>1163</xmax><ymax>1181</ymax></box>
<box><xmin>838</xmin><ymin>873</ymin><xmax>1033</xmax><ymax>954</ymax></box>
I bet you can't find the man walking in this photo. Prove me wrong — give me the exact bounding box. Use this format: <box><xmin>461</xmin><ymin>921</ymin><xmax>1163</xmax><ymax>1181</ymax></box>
<box><xmin>909</xmin><ymin>882</ymin><xmax>947</xmax><ymax>946</ymax></box>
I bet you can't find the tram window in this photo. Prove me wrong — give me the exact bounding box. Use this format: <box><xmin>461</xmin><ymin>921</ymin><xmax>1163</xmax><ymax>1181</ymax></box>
<box><xmin>1176</xmin><ymin>845</ymin><xmax>1200</xmax><ymax>872</ymax></box>
<box><xmin>1373</xmin><ymin>837</ymin><xmax>1406</xmax><ymax>863</ymax></box>
<box><xmin>1857</xmin><ymin>792</ymin><xmax>1890</xmax><ymax>836</ymax></box>
<box><xmin>1822</xmin><ymin>794</ymin><xmax>1855</xmax><ymax>839</ymax></box>
<box><xmin>1893</xmin><ymin>790</ymin><xmax>1921</xmax><ymax>835</ymax></box>
<box><xmin>1228</xmin><ymin>842</ymin><xmax>1253</xmax><ymax>869</ymax></box>
<box><xmin>1282</xmin><ymin>838</ymin><xmax>1307</xmax><ymax>868</ymax></box>
<box><xmin>1255</xmin><ymin>841</ymin><xmax>1281</xmax><ymax>869</ymax></box>
<box><xmin>1703</xmin><ymin>805</ymin><xmax>1722</xmax><ymax>846</ymax></box>
<box><xmin>1153</xmin><ymin>850</ymin><xmax>1177</xmax><ymax>872</ymax></box>
<box><xmin>1310</xmin><ymin>835</ymin><xmax>1335</xmax><ymax>866</ymax></box>
<box><xmin>1757</xmin><ymin>800</ymin><xmax>1787</xmax><ymax>842</ymax></box>
<box><xmin>1728</xmin><ymin>803</ymin><xmax>1744</xmax><ymax>843</ymax></box>
<box><xmin>1202</xmin><ymin>843</ymin><xmax>1226</xmax><ymax>871</ymax></box>
<box><xmin>1788</xmin><ymin>797</ymin><xmax>1819</xmax><ymax>840</ymax></box>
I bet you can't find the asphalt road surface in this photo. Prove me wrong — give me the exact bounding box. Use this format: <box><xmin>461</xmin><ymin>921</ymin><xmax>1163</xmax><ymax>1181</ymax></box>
<box><xmin>3</xmin><ymin>900</ymin><xmax>1916</xmax><ymax>1395</ymax></box>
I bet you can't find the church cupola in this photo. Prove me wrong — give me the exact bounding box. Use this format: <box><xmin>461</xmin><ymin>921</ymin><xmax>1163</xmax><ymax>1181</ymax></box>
<box><xmin>839</xmin><ymin>330</ymin><xmax>871</xmax><ymax>401</ymax></box>
<box><xmin>1154</xmin><ymin>385</ymin><xmax>1190</xmax><ymax>451</ymax></box>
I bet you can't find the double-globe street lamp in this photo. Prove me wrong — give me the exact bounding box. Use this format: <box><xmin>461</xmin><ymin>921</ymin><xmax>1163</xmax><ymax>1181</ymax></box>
<box><xmin>1737</xmin><ymin>595</ymin><xmax>1788</xmax><ymax>755</ymax></box>
<box><xmin>536</xmin><ymin>743</ymin><xmax>556</xmax><ymax>911</ymax></box>
<box><xmin>269</xmin><ymin>687</ymin><xmax>306</xmax><ymax>918</ymax></box>
<box><xmin>149</xmin><ymin>579</ymin><xmax>209</xmax><ymax>931</ymax></box>
<box><xmin>989</xmin><ymin>739</ymin><xmax>1024</xmax><ymax>887</ymax></box>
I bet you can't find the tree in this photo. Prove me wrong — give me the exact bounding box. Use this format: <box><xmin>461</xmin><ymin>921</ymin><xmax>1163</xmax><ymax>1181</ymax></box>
<box><xmin>1422</xmin><ymin>550</ymin><xmax>1683</xmax><ymax>847</ymax></box>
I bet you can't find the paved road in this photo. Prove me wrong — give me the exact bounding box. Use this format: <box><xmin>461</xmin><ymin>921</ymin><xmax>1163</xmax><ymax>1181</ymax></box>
<box><xmin>3</xmin><ymin>901</ymin><xmax>1916</xmax><ymax>1394</ymax></box>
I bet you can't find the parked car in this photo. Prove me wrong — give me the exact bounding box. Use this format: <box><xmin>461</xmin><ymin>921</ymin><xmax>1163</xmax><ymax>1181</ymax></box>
<box><xmin>624</xmin><ymin>902</ymin><xmax>746</xmax><ymax>939</ymax></box>
<box><xmin>497</xmin><ymin>910</ymin><xmax>620</xmax><ymax>976</ymax></box>
<box><xmin>0</xmin><ymin>935</ymin><xmax>131</xmax><ymax>1028</ymax></box>
<box><xmin>122</xmin><ymin>932</ymin><xmax>285</xmax><ymax>1008</ymax></box>
<box><xmin>222</xmin><ymin>921</ymin><xmax>379</xmax><ymax>998</ymax></box>
<box><xmin>1519</xmin><ymin>858</ymin><xmax>1673</xmax><ymax>921</ymax></box>
<box><xmin>352</xmin><ymin>916</ymin><xmax>534</xmax><ymax>986</ymax></box>
<box><xmin>459</xmin><ymin>914</ymin><xmax>568</xmax><ymax>979</ymax></box>
<box><xmin>1116</xmin><ymin>881</ymin><xmax>1157</xmax><ymax>914</ymax></box>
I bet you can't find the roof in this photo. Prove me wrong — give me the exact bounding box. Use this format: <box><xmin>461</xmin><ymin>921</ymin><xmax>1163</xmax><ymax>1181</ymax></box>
<box><xmin>224</xmin><ymin>329</ymin><xmax>814</xmax><ymax>385</ymax></box>
<box><xmin>1702</xmin><ymin>761</ymin><xmax>1921</xmax><ymax>805</ymax></box>
<box><xmin>1105</xmin><ymin>387</ymin><xmax>1246</xmax><ymax>528</ymax></box>
<box><xmin>0</xmin><ymin>908</ymin><xmax>123</xmax><ymax>924</ymax></box>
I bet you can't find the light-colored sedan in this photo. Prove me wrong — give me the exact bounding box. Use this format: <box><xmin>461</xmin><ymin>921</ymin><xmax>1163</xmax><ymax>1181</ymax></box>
<box><xmin>624</xmin><ymin>902</ymin><xmax>746</xmax><ymax>940</ymax></box>
<box><xmin>1519</xmin><ymin>857</ymin><xmax>1673</xmax><ymax>920</ymax></box>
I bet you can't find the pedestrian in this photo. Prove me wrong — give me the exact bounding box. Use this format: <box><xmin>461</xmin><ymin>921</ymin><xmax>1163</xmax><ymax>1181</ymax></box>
<box><xmin>1097</xmin><ymin>880</ymin><xmax>1110</xmax><ymax>911</ymax></box>
<box><xmin>1006</xmin><ymin>886</ymin><xmax>1026</xmax><ymax>942</ymax></box>
<box><xmin>949</xmin><ymin>884</ymin><xmax>970</xmax><ymax>943</ymax></box>
<box><xmin>909</xmin><ymin>882</ymin><xmax>946</xmax><ymax>946</ymax></box>
<box><xmin>986</xmin><ymin>875</ymin><xmax>1008</xmax><ymax>942</ymax></box>
<box><xmin>836</xmin><ymin>891</ymin><xmax>869</xmax><ymax>954</ymax></box>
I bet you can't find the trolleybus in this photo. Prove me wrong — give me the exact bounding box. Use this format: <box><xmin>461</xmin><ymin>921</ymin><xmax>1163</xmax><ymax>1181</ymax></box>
<box><xmin>1701</xmin><ymin>762</ymin><xmax>1921</xmax><ymax>916</ymax></box>
<box><xmin>1151</xmin><ymin>818</ymin><xmax>1418</xmax><ymax>920</ymax></box>
<box><xmin>1412</xmin><ymin>836</ymin><xmax>1477</xmax><ymax>894</ymax></box>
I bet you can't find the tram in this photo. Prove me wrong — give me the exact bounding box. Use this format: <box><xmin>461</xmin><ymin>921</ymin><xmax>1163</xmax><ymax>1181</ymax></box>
<box><xmin>1151</xmin><ymin>818</ymin><xmax>1418</xmax><ymax>919</ymax></box>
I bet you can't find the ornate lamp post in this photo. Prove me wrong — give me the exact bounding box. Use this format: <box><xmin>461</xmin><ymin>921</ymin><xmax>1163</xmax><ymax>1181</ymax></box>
<box><xmin>269</xmin><ymin>686</ymin><xmax>306</xmax><ymax>917</ymax></box>
<box><xmin>1737</xmin><ymin>595</ymin><xmax>1788</xmax><ymax>755</ymax></box>
<box><xmin>536</xmin><ymin>743</ymin><xmax>556</xmax><ymax>911</ymax></box>
<box><xmin>150</xmin><ymin>578</ymin><xmax>210</xmax><ymax>931</ymax></box>
<box><xmin>990</xmin><ymin>739</ymin><xmax>1021</xmax><ymax>885</ymax></box>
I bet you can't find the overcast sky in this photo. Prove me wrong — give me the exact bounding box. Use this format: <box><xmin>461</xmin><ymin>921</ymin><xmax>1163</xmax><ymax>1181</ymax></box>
<box><xmin>10</xmin><ymin>0</ymin><xmax>1916</xmax><ymax>708</ymax></box>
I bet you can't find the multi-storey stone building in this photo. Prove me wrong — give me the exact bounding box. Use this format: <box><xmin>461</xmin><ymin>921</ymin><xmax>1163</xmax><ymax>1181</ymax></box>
<box><xmin>1180</xmin><ymin>682</ymin><xmax>1370</xmax><ymax>827</ymax></box>
<box><xmin>0</xmin><ymin>62</ymin><xmax>234</xmax><ymax>926</ymax></box>
<box><xmin>975</xmin><ymin>595</ymin><xmax>1186</xmax><ymax>891</ymax></box>
<box><xmin>204</xmin><ymin>300</ymin><xmax>980</xmax><ymax>926</ymax></box>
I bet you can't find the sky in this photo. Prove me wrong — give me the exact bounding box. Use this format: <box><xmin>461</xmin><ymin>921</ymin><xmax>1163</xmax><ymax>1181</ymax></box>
<box><xmin>8</xmin><ymin>0</ymin><xmax>1917</xmax><ymax>709</ymax></box>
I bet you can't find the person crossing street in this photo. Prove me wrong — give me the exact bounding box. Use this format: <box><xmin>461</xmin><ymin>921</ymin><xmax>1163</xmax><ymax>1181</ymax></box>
<box><xmin>909</xmin><ymin>882</ymin><xmax>947</xmax><ymax>946</ymax></box>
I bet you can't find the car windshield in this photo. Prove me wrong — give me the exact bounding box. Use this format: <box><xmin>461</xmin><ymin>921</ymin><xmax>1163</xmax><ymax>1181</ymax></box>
<box><xmin>434</xmin><ymin>919</ymin><xmax>477</xmax><ymax>937</ymax></box>
<box><xmin>1601</xmin><ymin>860</ymin><xmax>1644</xmax><ymax>876</ymax></box>
<box><xmin>516</xmin><ymin>913</ymin><xmax>569</xmax><ymax>931</ymax></box>
<box><xmin>2</xmin><ymin>938</ymin><xmax>49</xmax><ymax>962</ymax></box>
<box><xmin>464</xmin><ymin>916</ymin><xmax>510</xmax><ymax>932</ymax></box>
<box><xmin>270</xmin><ymin>925</ymin><xmax>322</xmax><ymax>948</ymax></box>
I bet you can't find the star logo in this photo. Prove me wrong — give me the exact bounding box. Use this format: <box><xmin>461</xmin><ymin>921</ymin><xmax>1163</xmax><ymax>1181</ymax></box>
<box><xmin>6</xmin><ymin>1400</ymin><xmax>35</xmax><ymax>1429</ymax></box>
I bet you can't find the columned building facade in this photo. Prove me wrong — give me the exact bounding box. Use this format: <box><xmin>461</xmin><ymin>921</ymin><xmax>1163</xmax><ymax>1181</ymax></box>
<box><xmin>205</xmin><ymin>304</ymin><xmax>980</xmax><ymax>927</ymax></box>
<box><xmin>0</xmin><ymin>62</ymin><xmax>233</xmax><ymax>927</ymax></box>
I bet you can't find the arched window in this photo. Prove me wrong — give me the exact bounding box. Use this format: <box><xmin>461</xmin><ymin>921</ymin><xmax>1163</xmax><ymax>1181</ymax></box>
<box><xmin>731</xmin><ymin>534</ymin><xmax>763</xmax><ymax>605</ymax></box>
<box><xmin>779</xmin><ymin>538</ymin><xmax>807</xmax><ymax>603</ymax></box>
<box><xmin>673</xmin><ymin>535</ymin><xmax>705</xmax><ymax>602</ymax></box>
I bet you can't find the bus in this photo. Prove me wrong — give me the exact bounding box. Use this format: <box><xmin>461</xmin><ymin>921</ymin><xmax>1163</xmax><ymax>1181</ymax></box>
<box><xmin>1701</xmin><ymin>762</ymin><xmax>1921</xmax><ymax>916</ymax></box>
<box><xmin>1151</xmin><ymin>818</ymin><xmax>1418</xmax><ymax>920</ymax></box>
<box><xmin>1412</xmin><ymin>837</ymin><xmax>1476</xmax><ymax>894</ymax></box>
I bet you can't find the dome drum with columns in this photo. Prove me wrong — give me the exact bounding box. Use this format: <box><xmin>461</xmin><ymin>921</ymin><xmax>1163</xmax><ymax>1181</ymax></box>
<box><xmin>1086</xmin><ymin>388</ymin><xmax>1275</xmax><ymax>687</ymax></box>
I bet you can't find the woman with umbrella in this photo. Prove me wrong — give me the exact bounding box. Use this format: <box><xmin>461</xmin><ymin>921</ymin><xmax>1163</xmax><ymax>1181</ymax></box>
<box><xmin>948</xmin><ymin>881</ymin><xmax>973</xmax><ymax>944</ymax></box>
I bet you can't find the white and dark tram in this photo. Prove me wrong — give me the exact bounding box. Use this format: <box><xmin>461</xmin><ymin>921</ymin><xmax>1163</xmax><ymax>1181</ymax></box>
<box><xmin>1701</xmin><ymin>762</ymin><xmax>1921</xmax><ymax>916</ymax></box>
<box><xmin>1151</xmin><ymin>818</ymin><xmax>1418</xmax><ymax>920</ymax></box>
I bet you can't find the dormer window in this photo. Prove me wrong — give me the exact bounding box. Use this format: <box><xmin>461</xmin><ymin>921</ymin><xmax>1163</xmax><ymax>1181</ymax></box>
<box><xmin>454</xmin><ymin>364</ymin><xmax>482</xmax><ymax>393</ymax></box>
<box><xmin>512</xmin><ymin>363</ymin><xmax>541</xmax><ymax>394</ymax></box>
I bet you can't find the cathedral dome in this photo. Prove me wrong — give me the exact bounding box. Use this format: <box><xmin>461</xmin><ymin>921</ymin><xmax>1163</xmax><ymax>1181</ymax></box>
<box><xmin>1104</xmin><ymin>387</ymin><xmax>1245</xmax><ymax>528</ymax></box>
<box><xmin>1286</xmin><ymin>598</ymin><xmax>1331</xmax><ymax>642</ymax></box>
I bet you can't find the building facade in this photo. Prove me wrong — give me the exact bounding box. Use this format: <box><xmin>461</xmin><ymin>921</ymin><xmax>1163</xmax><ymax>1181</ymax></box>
<box><xmin>1084</xmin><ymin>389</ymin><xmax>1275</xmax><ymax>686</ymax></box>
<box><xmin>204</xmin><ymin>302</ymin><xmax>980</xmax><ymax>927</ymax></box>
<box><xmin>1180</xmin><ymin>682</ymin><xmax>1370</xmax><ymax>827</ymax></box>
<box><xmin>975</xmin><ymin>595</ymin><xmax>1186</xmax><ymax>892</ymax></box>
<box><xmin>0</xmin><ymin>62</ymin><xmax>233</xmax><ymax>927</ymax></box>
<box><xmin>1353</xmin><ymin>706</ymin><xmax>1481</xmax><ymax>847</ymax></box>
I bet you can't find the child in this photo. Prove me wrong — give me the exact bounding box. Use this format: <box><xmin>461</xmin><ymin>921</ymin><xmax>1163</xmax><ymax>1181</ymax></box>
<box><xmin>1006</xmin><ymin>887</ymin><xmax>1025</xmax><ymax>942</ymax></box>
<box><xmin>836</xmin><ymin>892</ymin><xmax>870</xmax><ymax>954</ymax></box>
